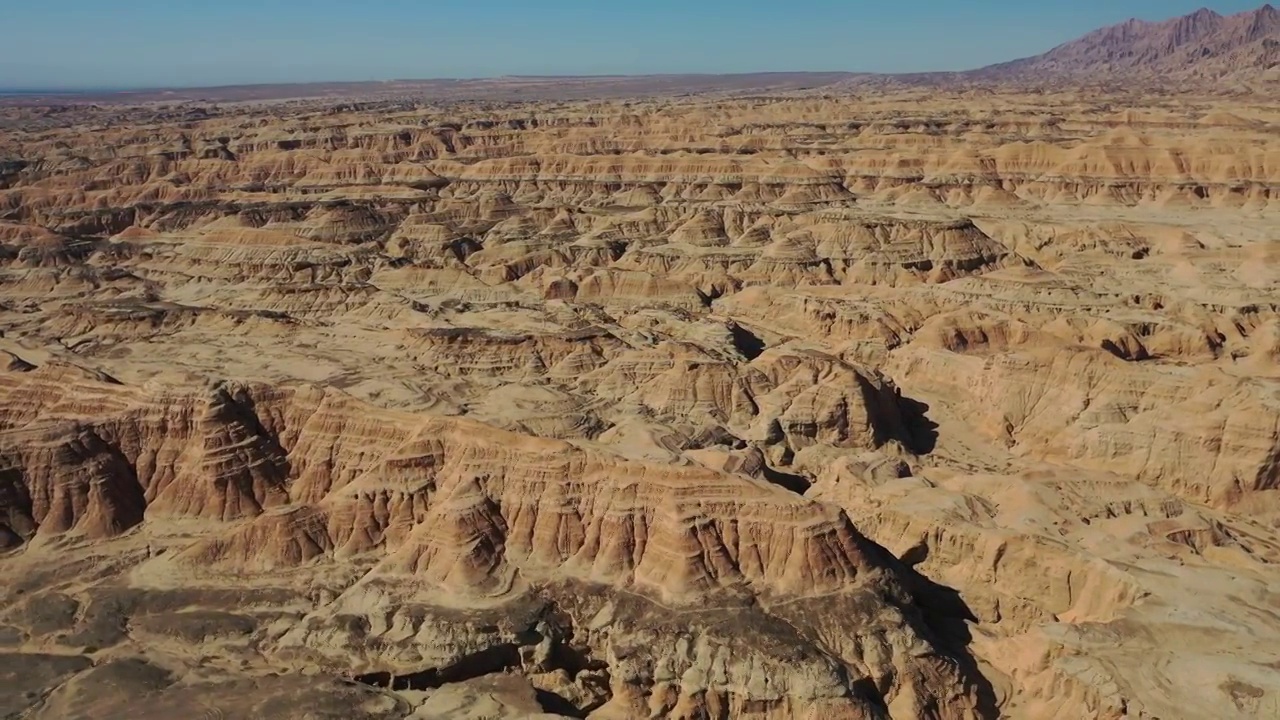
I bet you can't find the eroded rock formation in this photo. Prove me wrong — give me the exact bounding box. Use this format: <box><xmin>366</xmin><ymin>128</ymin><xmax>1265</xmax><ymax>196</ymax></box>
<box><xmin>2</xmin><ymin>75</ymin><xmax>1280</xmax><ymax>720</ymax></box>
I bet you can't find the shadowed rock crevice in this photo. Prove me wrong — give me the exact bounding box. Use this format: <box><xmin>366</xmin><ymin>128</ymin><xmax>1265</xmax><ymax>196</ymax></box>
<box><xmin>761</xmin><ymin>463</ymin><xmax>813</xmax><ymax>495</ymax></box>
<box><xmin>898</xmin><ymin>394</ymin><xmax>940</xmax><ymax>455</ymax></box>
<box><xmin>352</xmin><ymin>643</ymin><xmax>524</xmax><ymax>691</ymax></box>
<box><xmin>535</xmin><ymin>688</ymin><xmax>588</xmax><ymax>718</ymax></box>
<box><xmin>0</xmin><ymin>468</ymin><xmax>36</xmax><ymax>548</ymax></box>
<box><xmin>904</xmin><ymin>568</ymin><xmax>1002</xmax><ymax>720</ymax></box>
<box><xmin>349</xmin><ymin>625</ymin><xmax>608</xmax><ymax>718</ymax></box>
<box><xmin>728</xmin><ymin>322</ymin><xmax>767</xmax><ymax>360</ymax></box>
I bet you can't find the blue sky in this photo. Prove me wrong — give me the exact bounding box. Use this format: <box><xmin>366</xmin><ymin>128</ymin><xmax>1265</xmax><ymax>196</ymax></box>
<box><xmin>0</xmin><ymin>1</ymin><xmax>1266</xmax><ymax>89</ymax></box>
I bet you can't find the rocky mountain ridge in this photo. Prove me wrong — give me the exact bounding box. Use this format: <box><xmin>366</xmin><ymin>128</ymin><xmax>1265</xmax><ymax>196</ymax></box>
<box><xmin>976</xmin><ymin>4</ymin><xmax>1280</xmax><ymax>83</ymax></box>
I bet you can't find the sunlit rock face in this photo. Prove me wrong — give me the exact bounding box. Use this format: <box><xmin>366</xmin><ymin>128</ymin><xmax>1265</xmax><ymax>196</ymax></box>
<box><xmin>3</xmin><ymin>36</ymin><xmax>1280</xmax><ymax>718</ymax></box>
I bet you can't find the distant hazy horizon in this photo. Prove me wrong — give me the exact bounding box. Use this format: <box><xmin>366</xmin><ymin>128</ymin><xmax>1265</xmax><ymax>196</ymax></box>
<box><xmin>1</xmin><ymin>0</ymin><xmax>1266</xmax><ymax>91</ymax></box>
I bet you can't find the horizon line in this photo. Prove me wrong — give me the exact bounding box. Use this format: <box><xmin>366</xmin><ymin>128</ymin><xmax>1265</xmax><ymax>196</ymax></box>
<box><xmin>0</xmin><ymin>69</ymin><xmax>950</xmax><ymax>97</ymax></box>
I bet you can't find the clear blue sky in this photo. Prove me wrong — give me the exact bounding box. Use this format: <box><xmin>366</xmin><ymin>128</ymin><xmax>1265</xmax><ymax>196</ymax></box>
<box><xmin>0</xmin><ymin>0</ymin><xmax>1266</xmax><ymax>89</ymax></box>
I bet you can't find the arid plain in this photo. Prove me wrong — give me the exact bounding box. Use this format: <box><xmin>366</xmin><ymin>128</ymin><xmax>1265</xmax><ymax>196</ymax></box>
<box><xmin>3</xmin><ymin>9</ymin><xmax>1280</xmax><ymax>719</ymax></box>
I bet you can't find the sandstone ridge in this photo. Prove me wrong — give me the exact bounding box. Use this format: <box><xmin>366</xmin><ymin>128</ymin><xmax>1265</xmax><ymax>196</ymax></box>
<box><xmin>2</xmin><ymin>85</ymin><xmax>1280</xmax><ymax>720</ymax></box>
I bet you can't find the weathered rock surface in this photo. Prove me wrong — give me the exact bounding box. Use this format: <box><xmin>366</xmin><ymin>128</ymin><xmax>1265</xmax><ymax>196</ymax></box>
<box><xmin>979</xmin><ymin>4</ymin><xmax>1280</xmax><ymax>86</ymax></box>
<box><xmin>2</xmin><ymin>76</ymin><xmax>1280</xmax><ymax>720</ymax></box>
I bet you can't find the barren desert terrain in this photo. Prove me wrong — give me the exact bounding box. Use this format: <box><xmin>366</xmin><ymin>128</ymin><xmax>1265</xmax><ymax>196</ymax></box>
<box><xmin>2</xmin><ymin>5</ymin><xmax>1280</xmax><ymax>720</ymax></box>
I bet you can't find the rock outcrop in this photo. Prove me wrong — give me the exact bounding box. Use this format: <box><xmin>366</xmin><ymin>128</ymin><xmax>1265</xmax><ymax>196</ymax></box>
<box><xmin>977</xmin><ymin>4</ymin><xmax>1280</xmax><ymax>85</ymax></box>
<box><xmin>2</xmin><ymin>81</ymin><xmax>1279</xmax><ymax>719</ymax></box>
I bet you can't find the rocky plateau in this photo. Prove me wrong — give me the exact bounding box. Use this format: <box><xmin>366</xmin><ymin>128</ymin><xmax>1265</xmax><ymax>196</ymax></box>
<box><xmin>3</xmin><ymin>8</ymin><xmax>1280</xmax><ymax>720</ymax></box>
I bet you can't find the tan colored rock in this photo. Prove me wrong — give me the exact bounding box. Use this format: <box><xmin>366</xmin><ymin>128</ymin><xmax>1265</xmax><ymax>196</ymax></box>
<box><xmin>2</xmin><ymin>72</ymin><xmax>1280</xmax><ymax>720</ymax></box>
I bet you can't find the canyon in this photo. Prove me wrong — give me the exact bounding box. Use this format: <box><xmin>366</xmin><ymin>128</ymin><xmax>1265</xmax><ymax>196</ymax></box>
<box><xmin>2</xmin><ymin>6</ymin><xmax>1280</xmax><ymax>720</ymax></box>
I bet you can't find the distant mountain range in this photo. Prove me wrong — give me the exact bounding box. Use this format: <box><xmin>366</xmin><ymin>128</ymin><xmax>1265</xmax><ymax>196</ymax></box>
<box><xmin>4</xmin><ymin>5</ymin><xmax>1277</xmax><ymax>105</ymax></box>
<box><xmin>974</xmin><ymin>4</ymin><xmax>1280</xmax><ymax>84</ymax></box>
